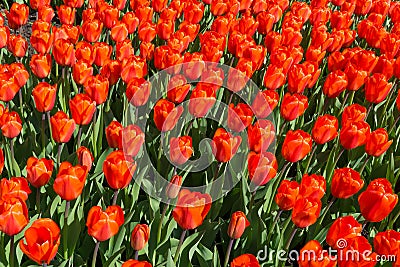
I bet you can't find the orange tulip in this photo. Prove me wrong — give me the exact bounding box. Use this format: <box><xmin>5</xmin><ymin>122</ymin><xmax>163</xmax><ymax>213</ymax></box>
<box><xmin>101</xmin><ymin>60</ymin><xmax>122</xmax><ymax>86</ymax></box>
<box><xmin>247</xmin><ymin>151</ymin><xmax>278</xmax><ymax>186</ymax></box>
<box><xmin>281</xmin><ymin>130</ymin><xmax>312</xmax><ymax>163</ymax></box>
<box><xmin>122</xmin><ymin>12</ymin><xmax>139</xmax><ymax>34</ymax></box>
<box><xmin>280</xmin><ymin>93</ymin><xmax>308</xmax><ymax>121</ymax></box>
<box><xmin>211</xmin><ymin>128</ymin><xmax>242</xmax><ymax>163</ymax></box>
<box><xmin>0</xmin><ymin>148</ymin><xmax>4</xmax><ymax>174</ymax></box>
<box><xmin>104</xmin><ymin>7</ymin><xmax>119</xmax><ymax>29</ymax></box>
<box><xmin>0</xmin><ymin>177</ymin><xmax>31</xmax><ymax>201</ymax></box>
<box><xmin>106</xmin><ymin>121</ymin><xmax>123</xmax><ymax>148</ymax></box>
<box><xmin>111</xmin><ymin>22</ymin><xmax>129</xmax><ymax>43</ymax></box>
<box><xmin>166</xmin><ymin>175</ymin><xmax>183</xmax><ymax>199</ymax></box>
<box><xmin>82</xmin><ymin>19</ymin><xmax>103</xmax><ymax>43</ymax></box>
<box><xmin>0</xmin><ymin>25</ymin><xmax>9</xmax><ymax>49</ymax></box>
<box><xmin>291</xmin><ymin>197</ymin><xmax>321</xmax><ymax>228</ymax></box>
<box><xmin>130</xmin><ymin>224</ymin><xmax>150</xmax><ymax>251</ymax></box>
<box><xmin>121</xmin><ymin>125</ymin><xmax>145</xmax><ymax>158</ymax></box>
<box><xmin>169</xmin><ymin>136</ymin><xmax>193</xmax><ymax>165</ymax></box>
<box><xmin>298</xmin><ymin>240</ymin><xmax>337</xmax><ymax>267</ymax></box>
<box><xmin>7</xmin><ymin>34</ymin><xmax>28</xmax><ymax>58</ymax></box>
<box><xmin>365</xmin><ymin>128</ymin><xmax>392</xmax><ymax>157</ymax></box>
<box><xmin>341</xmin><ymin>104</ymin><xmax>367</xmax><ymax>128</ymax></box>
<box><xmin>93</xmin><ymin>42</ymin><xmax>112</xmax><ymax>67</ymax></box>
<box><xmin>103</xmin><ymin>150</ymin><xmax>137</xmax><ymax>190</ymax></box>
<box><xmin>53</xmin><ymin>39</ymin><xmax>75</xmax><ymax>66</ymax></box>
<box><xmin>50</xmin><ymin>111</ymin><xmax>76</xmax><ymax>143</ymax></box>
<box><xmin>6</xmin><ymin>3</ymin><xmax>29</xmax><ymax>29</ymax></box>
<box><xmin>230</xmin><ymin>254</ymin><xmax>260</xmax><ymax>267</ymax></box>
<box><xmin>86</xmin><ymin>205</ymin><xmax>124</xmax><ymax>242</ymax></box>
<box><xmin>358</xmin><ymin>178</ymin><xmax>398</xmax><ymax>222</ymax></box>
<box><xmin>30</xmin><ymin>53</ymin><xmax>52</xmax><ymax>79</ymax></box>
<box><xmin>322</xmin><ymin>70</ymin><xmax>348</xmax><ymax>98</ymax></box>
<box><xmin>227</xmin><ymin>211</ymin><xmax>250</xmax><ymax>239</ymax></box>
<box><xmin>338</xmin><ymin>236</ymin><xmax>378</xmax><ymax>266</ymax></box>
<box><xmin>69</xmin><ymin>94</ymin><xmax>96</xmax><ymax>125</ymax></box>
<box><xmin>153</xmin><ymin>99</ymin><xmax>183</xmax><ymax>132</ymax></box>
<box><xmin>275</xmin><ymin>180</ymin><xmax>300</xmax><ymax>211</ymax></box>
<box><xmin>26</xmin><ymin>157</ymin><xmax>54</xmax><ymax>188</ymax></box>
<box><xmin>30</xmin><ymin>29</ymin><xmax>53</xmax><ymax>54</ymax></box>
<box><xmin>30</xmin><ymin>0</ymin><xmax>50</xmax><ymax>10</ymax></box>
<box><xmin>326</xmin><ymin>215</ymin><xmax>362</xmax><ymax>249</ymax></box>
<box><xmin>0</xmin><ymin>197</ymin><xmax>29</xmax><ymax>236</ymax></box>
<box><xmin>373</xmin><ymin>230</ymin><xmax>400</xmax><ymax>257</ymax></box>
<box><xmin>122</xmin><ymin>260</ymin><xmax>153</xmax><ymax>267</ymax></box>
<box><xmin>32</xmin><ymin>82</ymin><xmax>57</xmax><ymax>113</ymax></box>
<box><xmin>84</xmin><ymin>75</ymin><xmax>110</xmax><ymax>105</ymax></box>
<box><xmin>53</xmin><ymin>162</ymin><xmax>87</xmax><ymax>201</ymax></box>
<box><xmin>299</xmin><ymin>174</ymin><xmax>326</xmax><ymax>200</ymax></box>
<box><xmin>172</xmin><ymin>189</ymin><xmax>212</xmax><ymax>230</ymax></box>
<box><xmin>19</xmin><ymin>218</ymin><xmax>60</xmax><ymax>265</ymax></box>
<box><xmin>263</xmin><ymin>65</ymin><xmax>287</xmax><ymax>90</ymax></box>
<box><xmin>339</xmin><ymin>121</ymin><xmax>370</xmax><ymax>150</ymax></box>
<box><xmin>227</xmin><ymin>103</ymin><xmax>253</xmax><ymax>132</ymax></box>
<box><xmin>166</xmin><ymin>75</ymin><xmax>191</xmax><ymax>104</ymax></box>
<box><xmin>331</xmin><ymin>168</ymin><xmax>364</xmax><ymax>199</ymax></box>
<box><xmin>38</xmin><ymin>5</ymin><xmax>55</xmax><ymax>22</ymax></box>
<box><xmin>312</xmin><ymin>115</ymin><xmax>339</xmax><ymax>144</ymax></box>
<box><xmin>77</xmin><ymin>146</ymin><xmax>94</xmax><ymax>172</ymax></box>
<box><xmin>72</xmin><ymin>60</ymin><xmax>93</xmax><ymax>86</ymax></box>
<box><xmin>57</xmin><ymin>5</ymin><xmax>76</xmax><ymax>25</ymax></box>
<box><xmin>251</xmin><ymin>90</ymin><xmax>279</xmax><ymax>118</ymax></box>
<box><xmin>188</xmin><ymin>83</ymin><xmax>217</xmax><ymax>118</ymax></box>
<box><xmin>126</xmin><ymin>78</ymin><xmax>151</xmax><ymax>107</ymax></box>
<box><xmin>0</xmin><ymin>111</ymin><xmax>22</xmax><ymax>138</ymax></box>
<box><xmin>365</xmin><ymin>73</ymin><xmax>392</xmax><ymax>104</ymax></box>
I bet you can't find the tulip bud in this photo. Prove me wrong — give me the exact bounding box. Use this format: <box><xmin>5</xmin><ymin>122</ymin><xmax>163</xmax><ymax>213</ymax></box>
<box><xmin>130</xmin><ymin>224</ymin><xmax>150</xmax><ymax>251</ymax></box>
<box><xmin>166</xmin><ymin>175</ymin><xmax>183</xmax><ymax>199</ymax></box>
<box><xmin>227</xmin><ymin>211</ymin><xmax>250</xmax><ymax>239</ymax></box>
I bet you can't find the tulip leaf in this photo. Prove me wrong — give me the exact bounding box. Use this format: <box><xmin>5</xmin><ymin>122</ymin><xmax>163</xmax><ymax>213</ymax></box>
<box><xmin>103</xmin><ymin>247</ymin><xmax>125</xmax><ymax>267</ymax></box>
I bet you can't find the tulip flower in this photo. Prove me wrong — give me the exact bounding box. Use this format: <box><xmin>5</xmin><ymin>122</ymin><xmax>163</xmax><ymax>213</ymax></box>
<box><xmin>32</xmin><ymin>82</ymin><xmax>57</xmax><ymax>113</ymax></box>
<box><xmin>86</xmin><ymin>205</ymin><xmax>124</xmax><ymax>242</ymax></box>
<box><xmin>299</xmin><ymin>174</ymin><xmax>326</xmax><ymax>200</ymax></box>
<box><xmin>75</xmin><ymin>41</ymin><xmax>94</xmax><ymax>65</ymax></box>
<box><xmin>331</xmin><ymin>168</ymin><xmax>364</xmax><ymax>199</ymax></box>
<box><xmin>211</xmin><ymin>128</ymin><xmax>242</xmax><ymax>163</ymax></box>
<box><xmin>93</xmin><ymin>42</ymin><xmax>112</xmax><ymax>67</ymax></box>
<box><xmin>50</xmin><ymin>111</ymin><xmax>76</xmax><ymax>143</ymax></box>
<box><xmin>339</xmin><ymin>121</ymin><xmax>370</xmax><ymax>150</ymax></box>
<box><xmin>311</xmin><ymin>115</ymin><xmax>339</xmax><ymax>144</ymax></box>
<box><xmin>0</xmin><ymin>177</ymin><xmax>31</xmax><ymax>201</ymax></box>
<box><xmin>326</xmin><ymin>216</ymin><xmax>362</xmax><ymax>249</ymax></box>
<box><xmin>30</xmin><ymin>53</ymin><xmax>52</xmax><ymax>79</ymax></box>
<box><xmin>6</xmin><ymin>3</ymin><xmax>29</xmax><ymax>29</ymax></box>
<box><xmin>153</xmin><ymin>99</ymin><xmax>183</xmax><ymax>132</ymax></box>
<box><xmin>341</xmin><ymin>104</ymin><xmax>367</xmax><ymax>127</ymax></box>
<box><xmin>188</xmin><ymin>83</ymin><xmax>217</xmax><ymax>118</ymax></box>
<box><xmin>84</xmin><ymin>75</ymin><xmax>110</xmax><ymax>106</ymax></box>
<box><xmin>126</xmin><ymin>78</ymin><xmax>151</xmax><ymax>107</ymax></box>
<box><xmin>169</xmin><ymin>136</ymin><xmax>193</xmax><ymax>165</ymax></box>
<box><xmin>82</xmin><ymin>19</ymin><xmax>103</xmax><ymax>43</ymax></box>
<box><xmin>365</xmin><ymin>128</ymin><xmax>392</xmax><ymax>157</ymax></box>
<box><xmin>322</xmin><ymin>70</ymin><xmax>348</xmax><ymax>98</ymax></box>
<box><xmin>373</xmin><ymin>230</ymin><xmax>400</xmax><ymax>257</ymax></box>
<box><xmin>77</xmin><ymin>146</ymin><xmax>94</xmax><ymax>172</ymax></box>
<box><xmin>247</xmin><ymin>120</ymin><xmax>275</xmax><ymax>153</ymax></box>
<box><xmin>166</xmin><ymin>175</ymin><xmax>183</xmax><ymax>199</ymax></box>
<box><xmin>38</xmin><ymin>5</ymin><xmax>55</xmax><ymax>22</ymax></box>
<box><xmin>131</xmin><ymin>224</ymin><xmax>150</xmax><ymax>251</ymax></box>
<box><xmin>280</xmin><ymin>93</ymin><xmax>309</xmax><ymax>121</ymax></box>
<box><xmin>101</xmin><ymin>60</ymin><xmax>122</xmax><ymax>86</ymax></box>
<box><xmin>0</xmin><ymin>111</ymin><xmax>22</xmax><ymax>139</ymax></box>
<box><xmin>106</xmin><ymin>121</ymin><xmax>123</xmax><ymax>148</ymax></box>
<box><xmin>291</xmin><ymin>197</ymin><xmax>321</xmax><ymax>228</ymax></box>
<box><xmin>69</xmin><ymin>94</ymin><xmax>96</xmax><ymax>126</ymax></box>
<box><xmin>230</xmin><ymin>254</ymin><xmax>260</xmax><ymax>267</ymax></box>
<box><xmin>26</xmin><ymin>157</ymin><xmax>54</xmax><ymax>188</ymax></box>
<box><xmin>0</xmin><ymin>197</ymin><xmax>29</xmax><ymax>236</ymax></box>
<box><xmin>72</xmin><ymin>60</ymin><xmax>93</xmax><ymax>85</ymax></box>
<box><xmin>30</xmin><ymin>30</ymin><xmax>53</xmax><ymax>55</ymax></box>
<box><xmin>120</xmin><ymin>125</ymin><xmax>145</xmax><ymax>158</ymax></box>
<box><xmin>275</xmin><ymin>180</ymin><xmax>300</xmax><ymax>211</ymax></box>
<box><xmin>298</xmin><ymin>240</ymin><xmax>337</xmax><ymax>267</ymax></box>
<box><xmin>227</xmin><ymin>103</ymin><xmax>253</xmax><ymax>132</ymax></box>
<box><xmin>281</xmin><ymin>130</ymin><xmax>312</xmax><ymax>163</ymax></box>
<box><xmin>358</xmin><ymin>178</ymin><xmax>398</xmax><ymax>222</ymax></box>
<box><xmin>227</xmin><ymin>211</ymin><xmax>250</xmax><ymax>239</ymax></box>
<box><xmin>122</xmin><ymin>260</ymin><xmax>153</xmax><ymax>267</ymax></box>
<box><xmin>247</xmin><ymin>151</ymin><xmax>278</xmax><ymax>186</ymax></box>
<box><xmin>365</xmin><ymin>73</ymin><xmax>392</xmax><ymax>104</ymax></box>
<box><xmin>19</xmin><ymin>218</ymin><xmax>61</xmax><ymax>265</ymax></box>
<box><xmin>251</xmin><ymin>90</ymin><xmax>279</xmax><ymax>118</ymax></box>
<box><xmin>103</xmin><ymin>150</ymin><xmax>137</xmax><ymax>190</ymax></box>
<box><xmin>338</xmin><ymin>236</ymin><xmax>378</xmax><ymax>266</ymax></box>
<box><xmin>53</xmin><ymin>162</ymin><xmax>87</xmax><ymax>201</ymax></box>
<box><xmin>0</xmin><ymin>148</ymin><xmax>3</xmax><ymax>174</ymax></box>
<box><xmin>53</xmin><ymin>39</ymin><xmax>75</xmax><ymax>66</ymax></box>
<box><xmin>57</xmin><ymin>5</ymin><xmax>76</xmax><ymax>25</ymax></box>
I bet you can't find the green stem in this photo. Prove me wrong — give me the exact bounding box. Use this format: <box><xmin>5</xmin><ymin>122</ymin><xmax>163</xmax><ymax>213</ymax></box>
<box><xmin>9</xmin><ymin>235</ymin><xmax>14</xmax><ymax>267</ymax></box>
<box><xmin>36</xmin><ymin>187</ymin><xmax>41</xmax><ymax>215</ymax></box>
<box><xmin>280</xmin><ymin>227</ymin><xmax>298</xmax><ymax>267</ymax></box>
<box><xmin>134</xmin><ymin>250</ymin><xmax>139</xmax><ymax>260</ymax></box>
<box><xmin>388</xmin><ymin>208</ymin><xmax>400</xmax><ymax>229</ymax></box>
<box><xmin>157</xmin><ymin>202</ymin><xmax>169</xmax><ymax>243</ymax></box>
<box><xmin>248</xmin><ymin>191</ymin><xmax>256</xmax><ymax>213</ymax></box>
<box><xmin>77</xmin><ymin>126</ymin><xmax>82</xmax><ymax>148</ymax></box>
<box><xmin>266</xmin><ymin>210</ymin><xmax>283</xmax><ymax>244</ymax></box>
<box><xmin>19</xmin><ymin>89</ymin><xmax>23</xmax><ymax>119</ymax></box>
<box><xmin>359</xmin><ymin>156</ymin><xmax>371</xmax><ymax>175</ymax></box>
<box><xmin>223</xmin><ymin>239</ymin><xmax>234</xmax><ymax>267</ymax></box>
<box><xmin>173</xmin><ymin>230</ymin><xmax>187</xmax><ymax>264</ymax></box>
<box><xmin>91</xmin><ymin>241</ymin><xmax>100</xmax><ymax>267</ymax></box>
<box><xmin>314</xmin><ymin>197</ymin><xmax>336</xmax><ymax>235</ymax></box>
<box><xmin>42</xmin><ymin>263</ymin><xmax>47</xmax><ymax>267</ymax></box>
<box><xmin>304</xmin><ymin>145</ymin><xmax>317</xmax><ymax>174</ymax></box>
<box><xmin>63</xmin><ymin>201</ymin><xmax>70</xmax><ymax>259</ymax></box>
<box><xmin>42</xmin><ymin>113</ymin><xmax>46</xmax><ymax>155</ymax></box>
<box><xmin>388</xmin><ymin>115</ymin><xmax>400</xmax><ymax>134</ymax></box>
<box><xmin>112</xmin><ymin>190</ymin><xmax>119</xmax><ymax>205</ymax></box>
<box><xmin>57</xmin><ymin>143</ymin><xmax>62</xmax><ymax>168</ymax></box>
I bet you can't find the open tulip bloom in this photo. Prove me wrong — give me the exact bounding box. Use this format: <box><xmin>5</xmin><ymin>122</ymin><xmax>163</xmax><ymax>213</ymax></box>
<box><xmin>1</xmin><ymin>0</ymin><xmax>400</xmax><ymax>266</ymax></box>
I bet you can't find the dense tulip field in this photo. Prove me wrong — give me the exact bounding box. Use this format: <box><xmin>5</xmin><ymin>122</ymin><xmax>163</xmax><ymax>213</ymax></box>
<box><xmin>1</xmin><ymin>0</ymin><xmax>400</xmax><ymax>266</ymax></box>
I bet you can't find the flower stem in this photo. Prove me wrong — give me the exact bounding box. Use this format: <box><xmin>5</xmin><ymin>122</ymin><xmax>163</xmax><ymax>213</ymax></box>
<box><xmin>314</xmin><ymin>197</ymin><xmax>336</xmax><ymax>235</ymax></box>
<box><xmin>266</xmin><ymin>210</ymin><xmax>283</xmax><ymax>244</ymax></box>
<box><xmin>359</xmin><ymin>155</ymin><xmax>371</xmax><ymax>175</ymax></box>
<box><xmin>92</xmin><ymin>241</ymin><xmax>100</xmax><ymax>267</ymax></box>
<box><xmin>9</xmin><ymin>235</ymin><xmax>14</xmax><ymax>267</ymax></box>
<box><xmin>77</xmin><ymin>126</ymin><xmax>82</xmax><ymax>148</ymax></box>
<box><xmin>304</xmin><ymin>145</ymin><xmax>317</xmax><ymax>175</ymax></box>
<box><xmin>134</xmin><ymin>250</ymin><xmax>139</xmax><ymax>260</ymax></box>
<box><xmin>42</xmin><ymin>113</ymin><xmax>46</xmax><ymax>155</ymax></box>
<box><xmin>280</xmin><ymin>227</ymin><xmax>298</xmax><ymax>267</ymax></box>
<box><xmin>223</xmin><ymin>238</ymin><xmax>234</xmax><ymax>267</ymax></box>
<box><xmin>112</xmin><ymin>190</ymin><xmax>119</xmax><ymax>205</ymax></box>
<box><xmin>173</xmin><ymin>230</ymin><xmax>187</xmax><ymax>264</ymax></box>
<box><xmin>36</xmin><ymin>187</ymin><xmax>41</xmax><ymax>215</ymax></box>
<box><xmin>388</xmin><ymin>115</ymin><xmax>400</xmax><ymax>134</ymax></box>
<box><xmin>57</xmin><ymin>143</ymin><xmax>62</xmax><ymax>168</ymax></box>
<box><xmin>157</xmin><ymin>202</ymin><xmax>169</xmax><ymax>243</ymax></box>
<box><xmin>42</xmin><ymin>263</ymin><xmax>47</xmax><ymax>267</ymax></box>
<box><xmin>63</xmin><ymin>201</ymin><xmax>70</xmax><ymax>259</ymax></box>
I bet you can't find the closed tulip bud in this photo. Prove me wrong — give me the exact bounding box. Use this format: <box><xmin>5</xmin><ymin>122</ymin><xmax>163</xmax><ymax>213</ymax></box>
<box><xmin>166</xmin><ymin>75</ymin><xmax>191</xmax><ymax>104</ymax></box>
<box><xmin>322</xmin><ymin>70</ymin><xmax>348</xmax><ymax>98</ymax></box>
<box><xmin>298</xmin><ymin>240</ymin><xmax>337</xmax><ymax>267</ymax></box>
<box><xmin>280</xmin><ymin>93</ymin><xmax>308</xmax><ymax>121</ymax></box>
<box><xmin>53</xmin><ymin>39</ymin><xmax>75</xmax><ymax>66</ymax></box>
<box><xmin>126</xmin><ymin>78</ymin><xmax>151</xmax><ymax>107</ymax></box>
<box><xmin>358</xmin><ymin>178</ymin><xmax>398</xmax><ymax>222</ymax></box>
<box><xmin>138</xmin><ymin>22</ymin><xmax>157</xmax><ymax>43</ymax></box>
<box><xmin>0</xmin><ymin>111</ymin><xmax>22</xmax><ymax>139</ymax></box>
<box><xmin>251</xmin><ymin>90</ymin><xmax>279</xmax><ymax>118</ymax></box>
<box><xmin>53</xmin><ymin>162</ymin><xmax>87</xmax><ymax>200</ymax></box>
<box><xmin>341</xmin><ymin>104</ymin><xmax>367</xmax><ymax>127</ymax></box>
<box><xmin>365</xmin><ymin>128</ymin><xmax>392</xmax><ymax>157</ymax></box>
<box><xmin>122</xmin><ymin>260</ymin><xmax>153</xmax><ymax>267</ymax></box>
<box><xmin>103</xmin><ymin>150</ymin><xmax>137</xmax><ymax>190</ymax></box>
<box><xmin>32</xmin><ymin>82</ymin><xmax>57</xmax><ymax>113</ymax></box>
<box><xmin>282</xmin><ymin>130</ymin><xmax>312</xmax><ymax>163</ymax></box>
<box><xmin>275</xmin><ymin>180</ymin><xmax>300</xmax><ymax>210</ymax></box>
<box><xmin>365</xmin><ymin>73</ymin><xmax>392</xmax><ymax>104</ymax></box>
<box><xmin>26</xmin><ymin>157</ymin><xmax>54</xmax><ymax>188</ymax></box>
<box><xmin>30</xmin><ymin>53</ymin><xmax>52</xmax><ymax>79</ymax></box>
<box><xmin>184</xmin><ymin>1</ymin><xmax>204</xmax><ymax>23</ymax></box>
<box><xmin>291</xmin><ymin>197</ymin><xmax>321</xmax><ymax>228</ymax></box>
<box><xmin>227</xmin><ymin>103</ymin><xmax>253</xmax><ymax>132</ymax></box>
<box><xmin>0</xmin><ymin>177</ymin><xmax>31</xmax><ymax>201</ymax></box>
<box><xmin>72</xmin><ymin>60</ymin><xmax>93</xmax><ymax>86</ymax></box>
<box><xmin>106</xmin><ymin>121</ymin><xmax>123</xmax><ymax>148</ymax></box>
<box><xmin>299</xmin><ymin>174</ymin><xmax>326</xmax><ymax>200</ymax></box>
<box><xmin>19</xmin><ymin>218</ymin><xmax>60</xmax><ymax>265</ymax></box>
<box><xmin>169</xmin><ymin>136</ymin><xmax>193</xmax><ymax>165</ymax></box>
<box><xmin>103</xmin><ymin>7</ymin><xmax>119</xmax><ymax>29</ymax></box>
<box><xmin>188</xmin><ymin>83</ymin><xmax>216</xmax><ymax>118</ymax></box>
<box><xmin>227</xmin><ymin>211</ymin><xmax>250</xmax><ymax>239</ymax></box>
<box><xmin>373</xmin><ymin>230</ymin><xmax>400</xmax><ymax>257</ymax></box>
<box><xmin>326</xmin><ymin>216</ymin><xmax>362</xmax><ymax>249</ymax></box>
<box><xmin>7</xmin><ymin>34</ymin><xmax>28</xmax><ymax>58</ymax></box>
<box><xmin>339</xmin><ymin>121</ymin><xmax>370</xmax><ymax>150</ymax></box>
<box><xmin>140</xmin><ymin>42</ymin><xmax>154</xmax><ymax>61</ymax></box>
<box><xmin>84</xmin><ymin>75</ymin><xmax>109</xmax><ymax>105</ymax></box>
<box><xmin>86</xmin><ymin>205</ymin><xmax>124</xmax><ymax>242</ymax></box>
<box><xmin>153</xmin><ymin>99</ymin><xmax>183</xmax><ymax>132</ymax></box>
<box><xmin>211</xmin><ymin>128</ymin><xmax>242</xmax><ymax>163</ymax></box>
<box><xmin>50</xmin><ymin>111</ymin><xmax>76</xmax><ymax>143</ymax></box>
<box><xmin>166</xmin><ymin>175</ymin><xmax>183</xmax><ymax>199</ymax></box>
<box><xmin>0</xmin><ymin>197</ymin><xmax>29</xmax><ymax>236</ymax></box>
<box><xmin>69</xmin><ymin>94</ymin><xmax>96</xmax><ymax>125</ymax></box>
<box><xmin>6</xmin><ymin>3</ymin><xmax>29</xmax><ymax>29</ymax></box>
<box><xmin>172</xmin><ymin>189</ymin><xmax>212</xmax><ymax>230</ymax></box>
<box><xmin>82</xmin><ymin>19</ymin><xmax>103</xmax><ymax>43</ymax></box>
<box><xmin>312</xmin><ymin>115</ymin><xmax>339</xmax><ymax>144</ymax></box>
<box><xmin>131</xmin><ymin>224</ymin><xmax>150</xmax><ymax>251</ymax></box>
<box><xmin>331</xmin><ymin>168</ymin><xmax>364</xmax><ymax>199</ymax></box>
<box><xmin>121</xmin><ymin>125</ymin><xmax>145</xmax><ymax>158</ymax></box>
<box><xmin>77</xmin><ymin>146</ymin><xmax>94</xmax><ymax>172</ymax></box>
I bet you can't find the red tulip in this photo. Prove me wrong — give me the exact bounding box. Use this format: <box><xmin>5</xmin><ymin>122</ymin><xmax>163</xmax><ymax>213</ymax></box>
<box><xmin>339</xmin><ymin>121</ymin><xmax>370</xmax><ymax>150</ymax></box>
<box><xmin>230</xmin><ymin>254</ymin><xmax>260</xmax><ymax>267</ymax></box>
<box><xmin>0</xmin><ymin>111</ymin><xmax>22</xmax><ymax>138</ymax></box>
<box><xmin>247</xmin><ymin>151</ymin><xmax>278</xmax><ymax>186</ymax></box>
<box><xmin>247</xmin><ymin>120</ymin><xmax>275</xmax><ymax>153</ymax></box>
<box><xmin>169</xmin><ymin>136</ymin><xmax>193</xmax><ymax>165</ymax></box>
<box><xmin>298</xmin><ymin>240</ymin><xmax>337</xmax><ymax>267</ymax></box>
<box><xmin>0</xmin><ymin>197</ymin><xmax>29</xmax><ymax>236</ymax></box>
<box><xmin>322</xmin><ymin>70</ymin><xmax>348</xmax><ymax>98</ymax></box>
<box><xmin>211</xmin><ymin>128</ymin><xmax>242</xmax><ymax>162</ymax></box>
<box><xmin>53</xmin><ymin>162</ymin><xmax>87</xmax><ymax>201</ymax></box>
<box><xmin>131</xmin><ymin>224</ymin><xmax>150</xmax><ymax>251</ymax></box>
<box><xmin>86</xmin><ymin>205</ymin><xmax>124</xmax><ymax>241</ymax></box>
<box><xmin>77</xmin><ymin>146</ymin><xmax>94</xmax><ymax>172</ymax></box>
<box><xmin>281</xmin><ymin>130</ymin><xmax>312</xmax><ymax>163</ymax></box>
<box><xmin>188</xmin><ymin>83</ymin><xmax>216</xmax><ymax>118</ymax></box>
<box><xmin>103</xmin><ymin>150</ymin><xmax>137</xmax><ymax>190</ymax></box>
<box><xmin>84</xmin><ymin>75</ymin><xmax>110</xmax><ymax>105</ymax></box>
<box><xmin>280</xmin><ymin>93</ymin><xmax>308</xmax><ymax>121</ymax></box>
<box><xmin>291</xmin><ymin>197</ymin><xmax>321</xmax><ymax>228</ymax></box>
<box><xmin>326</xmin><ymin>215</ymin><xmax>362</xmax><ymax>249</ymax></box>
<box><xmin>0</xmin><ymin>177</ymin><xmax>31</xmax><ymax>201</ymax></box>
<box><xmin>331</xmin><ymin>168</ymin><xmax>364</xmax><ymax>199</ymax></box>
<box><xmin>365</xmin><ymin>128</ymin><xmax>392</xmax><ymax>157</ymax></box>
<box><xmin>365</xmin><ymin>73</ymin><xmax>392</xmax><ymax>104</ymax></box>
<box><xmin>153</xmin><ymin>99</ymin><xmax>183</xmax><ymax>132</ymax></box>
<box><xmin>341</xmin><ymin>104</ymin><xmax>367</xmax><ymax>128</ymax></box>
<box><xmin>50</xmin><ymin>111</ymin><xmax>76</xmax><ymax>143</ymax></box>
<box><xmin>312</xmin><ymin>115</ymin><xmax>339</xmax><ymax>144</ymax></box>
<box><xmin>227</xmin><ymin>211</ymin><xmax>250</xmax><ymax>239</ymax></box>
<box><xmin>32</xmin><ymin>82</ymin><xmax>57</xmax><ymax>113</ymax></box>
<box><xmin>299</xmin><ymin>174</ymin><xmax>326</xmax><ymax>200</ymax></box>
<box><xmin>26</xmin><ymin>157</ymin><xmax>54</xmax><ymax>188</ymax></box>
<box><xmin>121</xmin><ymin>125</ymin><xmax>145</xmax><ymax>158</ymax></box>
<box><xmin>275</xmin><ymin>180</ymin><xmax>300</xmax><ymax>210</ymax></box>
<box><xmin>373</xmin><ymin>230</ymin><xmax>400</xmax><ymax>257</ymax></box>
<box><xmin>106</xmin><ymin>121</ymin><xmax>123</xmax><ymax>148</ymax></box>
<box><xmin>227</xmin><ymin>103</ymin><xmax>253</xmax><ymax>132</ymax></box>
<box><xmin>6</xmin><ymin>3</ymin><xmax>29</xmax><ymax>29</ymax></box>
